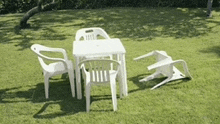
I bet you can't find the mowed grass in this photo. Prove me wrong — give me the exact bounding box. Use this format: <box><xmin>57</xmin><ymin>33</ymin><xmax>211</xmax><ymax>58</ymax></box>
<box><xmin>0</xmin><ymin>7</ymin><xmax>220</xmax><ymax>123</ymax></box>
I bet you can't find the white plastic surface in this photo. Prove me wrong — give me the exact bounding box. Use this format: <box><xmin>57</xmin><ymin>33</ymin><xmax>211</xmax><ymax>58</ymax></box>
<box><xmin>31</xmin><ymin>44</ymin><xmax>75</xmax><ymax>98</ymax></box>
<box><xmin>134</xmin><ymin>50</ymin><xmax>192</xmax><ymax>90</ymax></box>
<box><xmin>73</xmin><ymin>38</ymin><xmax>127</xmax><ymax>99</ymax></box>
<box><xmin>75</xmin><ymin>27</ymin><xmax>110</xmax><ymax>41</ymax></box>
<box><xmin>79</xmin><ymin>59</ymin><xmax>120</xmax><ymax>112</ymax></box>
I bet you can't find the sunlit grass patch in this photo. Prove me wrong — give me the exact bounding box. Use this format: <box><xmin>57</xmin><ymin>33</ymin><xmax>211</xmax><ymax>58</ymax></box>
<box><xmin>0</xmin><ymin>7</ymin><xmax>220</xmax><ymax>123</ymax></box>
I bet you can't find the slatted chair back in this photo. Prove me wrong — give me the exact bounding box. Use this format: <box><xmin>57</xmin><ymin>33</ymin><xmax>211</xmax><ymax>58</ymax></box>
<box><xmin>79</xmin><ymin>59</ymin><xmax>120</xmax><ymax>83</ymax></box>
<box><xmin>75</xmin><ymin>27</ymin><xmax>110</xmax><ymax>41</ymax></box>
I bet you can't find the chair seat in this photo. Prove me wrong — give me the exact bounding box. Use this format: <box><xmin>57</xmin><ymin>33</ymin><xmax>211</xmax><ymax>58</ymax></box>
<box><xmin>47</xmin><ymin>62</ymin><xmax>67</xmax><ymax>74</ymax></box>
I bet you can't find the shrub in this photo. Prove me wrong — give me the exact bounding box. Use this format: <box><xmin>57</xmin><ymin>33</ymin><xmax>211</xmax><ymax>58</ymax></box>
<box><xmin>0</xmin><ymin>0</ymin><xmax>219</xmax><ymax>14</ymax></box>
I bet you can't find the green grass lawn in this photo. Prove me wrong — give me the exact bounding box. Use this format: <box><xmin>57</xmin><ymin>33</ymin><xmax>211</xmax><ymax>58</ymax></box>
<box><xmin>0</xmin><ymin>7</ymin><xmax>220</xmax><ymax>124</ymax></box>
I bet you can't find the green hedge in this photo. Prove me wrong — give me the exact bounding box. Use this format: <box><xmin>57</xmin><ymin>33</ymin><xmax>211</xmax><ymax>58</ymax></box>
<box><xmin>0</xmin><ymin>0</ymin><xmax>219</xmax><ymax>14</ymax></box>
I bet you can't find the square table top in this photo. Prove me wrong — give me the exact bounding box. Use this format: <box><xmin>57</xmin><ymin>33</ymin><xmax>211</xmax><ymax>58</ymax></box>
<box><xmin>73</xmin><ymin>38</ymin><xmax>126</xmax><ymax>57</ymax></box>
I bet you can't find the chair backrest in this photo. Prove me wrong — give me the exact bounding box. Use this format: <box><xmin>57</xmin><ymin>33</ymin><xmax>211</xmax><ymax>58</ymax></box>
<box><xmin>31</xmin><ymin>44</ymin><xmax>67</xmax><ymax>70</ymax></box>
<box><xmin>31</xmin><ymin>44</ymin><xmax>50</xmax><ymax>69</ymax></box>
<box><xmin>79</xmin><ymin>59</ymin><xmax>120</xmax><ymax>83</ymax></box>
<box><xmin>75</xmin><ymin>27</ymin><xmax>110</xmax><ymax>41</ymax></box>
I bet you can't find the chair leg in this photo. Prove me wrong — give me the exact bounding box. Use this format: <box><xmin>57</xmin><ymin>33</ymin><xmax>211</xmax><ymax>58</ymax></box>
<box><xmin>44</xmin><ymin>77</ymin><xmax>49</xmax><ymax>99</ymax></box>
<box><xmin>110</xmin><ymin>79</ymin><xmax>117</xmax><ymax>111</ymax></box>
<box><xmin>68</xmin><ymin>69</ymin><xmax>75</xmax><ymax>97</ymax></box>
<box><xmin>116</xmin><ymin>71</ymin><xmax>123</xmax><ymax>98</ymax></box>
<box><xmin>139</xmin><ymin>72</ymin><xmax>161</xmax><ymax>82</ymax></box>
<box><xmin>151</xmin><ymin>78</ymin><xmax>171</xmax><ymax>90</ymax></box>
<box><xmin>119</xmin><ymin>80</ymin><xmax>123</xmax><ymax>98</ymax></box>
<box><xmin>86</xmin><ymin>83</ymin><xmax>91</xmax><ymax>112</ymax></box>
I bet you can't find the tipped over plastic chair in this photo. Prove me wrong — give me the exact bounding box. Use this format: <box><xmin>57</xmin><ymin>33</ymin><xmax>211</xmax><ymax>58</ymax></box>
<box><xmin>134</xmin><ymin>50</ymin><xmax>192</xmax><ymax>90</ymax></box>
<box><xmin>31</xmin><ymin>44</ymin><xmax>75</xmax><ymax>99</ymax></box>
<box><xmin>78</xmin><ymin>59</ymin><xmax>121</xmax><ymax>112</ymax></box>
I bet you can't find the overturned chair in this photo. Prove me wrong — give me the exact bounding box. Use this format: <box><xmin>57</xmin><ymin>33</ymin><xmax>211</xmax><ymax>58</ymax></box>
<box><xmin>134</xmin><ymin>50</ymin><xmax>192</xmax><ymax>90</ymax></box>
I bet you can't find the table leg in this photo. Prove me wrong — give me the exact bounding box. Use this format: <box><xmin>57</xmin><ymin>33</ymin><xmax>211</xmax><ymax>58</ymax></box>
<box><xmin>75</xmin><ymin>56</ymin><xmax>82</xmax><ymax>99</ymax></box>
<box><xmin>119</xmin><ymin>53</ymin><xmax>128</xmax><ymax>97</ymax></box>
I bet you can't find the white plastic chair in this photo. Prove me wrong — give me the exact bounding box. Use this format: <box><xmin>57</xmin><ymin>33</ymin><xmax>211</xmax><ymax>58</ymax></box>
<box><xmin>75</xmin><ymin>27</ymin><xmax>110</xmax><ymax>41</ymax></box>
<box><xmin>78</xmin><ymin>59</ymin><xmax>121</xmax><ymax>112</ymax></box>
<box><xmin>31</xmin><ymin>44</ymin><xmax>75</xmax><ymax>99</ymax></box>
<box><xmin>134</xmin><ymin>50</ymin><xmax>192</xmax><ymax>90</ymax></box>
<box><xmin>75</xmin><ymin>27</ymin><xmax>113</xmax><ymax>61</ymax></box>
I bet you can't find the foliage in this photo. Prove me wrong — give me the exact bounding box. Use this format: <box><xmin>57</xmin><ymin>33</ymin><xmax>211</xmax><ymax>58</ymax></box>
<box><xmin>0</xmin><ymin>0</ymin><xmax>37</xmax><ymax>14</ymax></box>
<box><xmin>1</xmin><ymin>0</ymin><xmax>220</xmax><ymax>14</ymax></box>
<box><xmin>0</xmin><ymin>7</ymin><xmax>220</xmax><ymax>123</ymax></box>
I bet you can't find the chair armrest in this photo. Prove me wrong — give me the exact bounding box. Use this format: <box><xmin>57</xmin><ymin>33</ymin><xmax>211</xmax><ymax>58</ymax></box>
<box><xmin>37</xmin><ymin>53</ymin><xmax>66</xmax><ymax>63</ymax></box>
<box><xmin>133</xmin><ymin>51</ymin><xmax>156</xmax><ymax>61</ymax></box>
<box><xmin>46</xmin><ymin>47</ymin><xmax>69</xmax><ymax>60</ymax></box>
<box><xmin>170</xmin><ymin>60</ymin><xmax>192</xmax><ymax>79</ymax></box>
<box><xmin>31</xmin><ymin>44</ymin><xmax>70</xmax><ymax>66</ymax></box>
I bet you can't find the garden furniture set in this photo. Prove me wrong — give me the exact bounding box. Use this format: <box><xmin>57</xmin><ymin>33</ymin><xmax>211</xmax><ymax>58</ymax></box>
<box><xmin>31</xmin><ymin>27</ymin><xmax>192</xmax><ymax>112</ymax></box>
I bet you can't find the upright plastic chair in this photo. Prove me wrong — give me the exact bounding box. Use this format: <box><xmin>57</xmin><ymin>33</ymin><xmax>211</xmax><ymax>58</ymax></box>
<box><xmin>75</xmin><ymin>27</ymin><xmax>113</xmax><ymax>60</ymax></box>
<box><xmin>134</xmin><ymin>50</ymin><xmax>192</xmax><ymax>90</ymax></box>
<box><xmin>78</xmin><ymin>59</ymin><xmax>121</xmax><ymax>112</ymax></box>
<box><xmin>75</xmin><ymin>27</ymin><xmax>110</xmax><ymax>41</ymax></box>
<box><xmin>31</xmin><ymin>44</ymin><xmax>75</xmax><ymax>99</ymax></box>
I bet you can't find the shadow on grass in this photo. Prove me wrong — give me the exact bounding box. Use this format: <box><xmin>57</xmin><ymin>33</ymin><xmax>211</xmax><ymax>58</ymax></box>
<box><xmin>0</xmin><ymin>77</ymin><xmax>88</xmax><ymax>118</ymax></box>
<box><xmin>128</xmin><ymin>73</ymin><xmax>191</xmax><ymax>92</ymax></box>
<box><xmin>0</xmin><ymin>7</ymin><xmax>218</xmax><ymax>50</ymax></box>
<box><xmin>32</xmin><ymin>98</ymin><xmax>86</xmax><ymax>119</ymax></box>
<box><xmin>200</xmin><ymin>46</ymin><xmax>220</xmax><ymax>57</ymax></box>
<box><xmin>0</xmin><ymin>76</ymin><xmax>120</xmax><ymax>118</ymax></box>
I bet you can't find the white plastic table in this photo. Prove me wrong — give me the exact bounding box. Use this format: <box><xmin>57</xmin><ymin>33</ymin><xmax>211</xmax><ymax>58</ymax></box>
<box><xmin>73</xmin><ymin>38</ymin><xmax>128</xmax><ymax>99</ymax></box>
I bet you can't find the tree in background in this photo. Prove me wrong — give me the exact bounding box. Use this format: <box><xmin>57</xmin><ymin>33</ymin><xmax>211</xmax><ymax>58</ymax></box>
<box><xmin>207</xmin><ymin>0</ymin><xmax>213</xmax><ymax>17</ymax></box>
<box><xmin>20</xmin><ymin>0</ymin><xmax>58</xmax><ymax>29</ymax></box>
